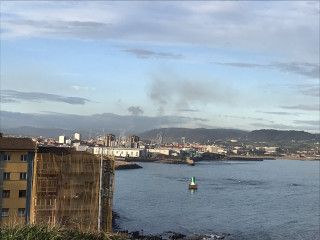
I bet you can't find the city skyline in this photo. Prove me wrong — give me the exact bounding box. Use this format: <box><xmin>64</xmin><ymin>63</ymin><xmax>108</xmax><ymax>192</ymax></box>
<box><xmin>1</xmin><ymin>1</ymin><xmax>319</xmax><ymax>133</ymax></box>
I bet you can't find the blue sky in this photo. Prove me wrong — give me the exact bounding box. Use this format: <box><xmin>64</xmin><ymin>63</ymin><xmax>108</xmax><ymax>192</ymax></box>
<box><xmin>0</xmin><ymin>1</ymin><xmax>319</xmax><ymax>132</ymax></box>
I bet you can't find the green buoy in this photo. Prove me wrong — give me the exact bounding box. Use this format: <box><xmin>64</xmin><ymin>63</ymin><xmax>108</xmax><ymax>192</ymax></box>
<box><xmin>189</xmin><ymin>176</ymin><xmax>198</xmax><ymax>189</ymax></box>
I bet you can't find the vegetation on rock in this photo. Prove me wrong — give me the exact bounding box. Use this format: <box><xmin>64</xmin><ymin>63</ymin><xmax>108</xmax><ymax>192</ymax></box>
<box><xmin>0</xmin><ymin>224</ymin><xmax>128</xmax><ymax>240</ymax></box>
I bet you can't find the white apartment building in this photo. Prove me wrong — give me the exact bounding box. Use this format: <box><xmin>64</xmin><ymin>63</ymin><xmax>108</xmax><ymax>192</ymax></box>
<box><xmin>59</xmin><ymin>135</ymin><xmax>65</xmax><ymax>144</ymax></box>
<box><xmin>74</xmin><ymin>133</ymin><xmax>81</xmax><ymax>141</ymax></box>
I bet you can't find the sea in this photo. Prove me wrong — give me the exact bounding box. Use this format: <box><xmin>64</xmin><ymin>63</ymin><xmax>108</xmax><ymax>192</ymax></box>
<box><xmin>113</xmin><ymin>160</ymin><xmax>320</xmax><ymax>239</ymax></box>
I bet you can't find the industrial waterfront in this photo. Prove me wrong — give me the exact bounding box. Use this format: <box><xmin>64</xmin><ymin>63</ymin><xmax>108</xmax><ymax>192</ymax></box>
<box><xmin>113</xmin><ymin>159</ymin><xmax>320</xmax><ymax>240</ymax></box>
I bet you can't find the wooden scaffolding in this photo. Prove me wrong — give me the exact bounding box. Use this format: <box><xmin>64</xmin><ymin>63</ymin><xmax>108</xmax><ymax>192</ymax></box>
<box><xmin>30</xmin><ymin>147</ymin><xmax>114</xmax><ymax>232</ymax></box>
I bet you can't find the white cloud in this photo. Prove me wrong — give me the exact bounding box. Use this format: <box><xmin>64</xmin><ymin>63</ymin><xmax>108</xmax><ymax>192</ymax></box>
<box><xmin>72</xmin><ymin>85</ymin><xmax>96</xmax><ymax>91</ymax></box>
<box><xmin>1</xmin><ymin>1</ymin><xmax>318</xmax><ymax>62</ymax></box>
<box><xmin>0</xmin><ymin>90</ymin><xmax>90</xmax><ymax>105</ymax></box>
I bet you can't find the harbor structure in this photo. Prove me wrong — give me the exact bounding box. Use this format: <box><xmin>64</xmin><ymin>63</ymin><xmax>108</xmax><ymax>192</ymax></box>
<box><xmin>0</xmin><ymin>134</ymin><xmax>35</xmax><ymax>226</ymax></box>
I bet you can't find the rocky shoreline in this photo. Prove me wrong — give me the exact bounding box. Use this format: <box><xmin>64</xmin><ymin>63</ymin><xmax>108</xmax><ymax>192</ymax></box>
<box><xmin>115</xmin><ymin>160</ymin><xmax>142</xmax><ymax>170</ymax></box>
<box><xmin>113</xmin><ymin>211</ymin><xmax>231</xmax><ymax>240</ymax></box>
<box><xmin>119</xmin><ymin>231</ymin><xmax>231</xmax><ymax>240</ymax></box>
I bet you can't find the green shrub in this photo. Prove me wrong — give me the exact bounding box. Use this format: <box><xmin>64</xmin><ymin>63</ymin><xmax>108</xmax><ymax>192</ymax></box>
<box><xmin>0</xmin><ymin>224</ymin><xmax>128</xmax><ymax>240</ymax></box>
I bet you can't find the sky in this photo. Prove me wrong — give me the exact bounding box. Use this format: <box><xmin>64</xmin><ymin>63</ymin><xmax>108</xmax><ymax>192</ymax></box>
<box><xmin>0</xmin><ymin>1</ymin><xmax>319</xmax><ymax>133</ymax></box>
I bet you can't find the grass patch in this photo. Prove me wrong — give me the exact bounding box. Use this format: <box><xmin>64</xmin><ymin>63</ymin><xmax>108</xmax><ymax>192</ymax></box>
<box><xmin>0</xmin><ymin>224</ymin><xmax>128</xmax><ymax>240</ymax></box>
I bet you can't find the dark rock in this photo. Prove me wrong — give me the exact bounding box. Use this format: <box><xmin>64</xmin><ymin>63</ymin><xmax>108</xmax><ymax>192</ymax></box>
<box><xmin>131</xmin><ymin>231</ymin><xmax>140</xmax><ymax>237</ymax></box>
<box><xmin>170</xmin><ymin>233</ymin><xmax>186</xmax><ymax>240</ymax></box>
<box><xmin>146</xmin><ymin>236</ymin><xmax>162</xmax><ymax>240</ymax></box>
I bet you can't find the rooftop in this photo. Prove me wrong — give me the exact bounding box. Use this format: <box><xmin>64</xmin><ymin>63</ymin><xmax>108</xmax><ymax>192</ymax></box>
<box><xmin>0</xmin><ymin>135</ymin><xmax>36</xmax><ymax>150</ymax></box>
<box><xmin>37</xmin><ymin>146</ymin><xmax>77</xmax><ymax>155</ymax></box>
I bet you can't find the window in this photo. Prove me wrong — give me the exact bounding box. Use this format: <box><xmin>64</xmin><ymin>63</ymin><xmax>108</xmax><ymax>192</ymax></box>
<box><xmin>3</xmin><ymin>172</ymin><xmax>10</xmax><ymax>180</ymax></box>
<box><xmin>1</xmin><ymin>208</ymin><xmax>9</xmax><ymax>217</ymax></box>
<box><xmin>3</xmin><ymin>190</ymin><xmax>10</xmax><ymax>198</ymax></box>
<box><xmin>20</xmin><ymin>172</ymin><xmax>27</xmax><ymax>180</ymax></box>
<box><xmin>4</xmin><ymin>154</ymin><xmax>10</xmax><ymax>161</ymax></box>
<box><xmin>19</xmin><ymin>190</ymin><xmax>26</xmax><ymax>198</ymax></box>
<box><xmin>21</xmin><ymin>154</ymin><xmax>27</xmax><ymax>162</ymax></box>
<box><xmin>18</xmin><ymin>208</ymin><xmax>25</xmax><ymax>216</ymax></box>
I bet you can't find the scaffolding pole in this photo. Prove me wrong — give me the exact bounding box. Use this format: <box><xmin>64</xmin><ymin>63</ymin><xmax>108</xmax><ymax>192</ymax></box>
<box><xmin>98</xmin><ymin>149</ymin><xmax>103</xmax><ymax>231</ymax></box>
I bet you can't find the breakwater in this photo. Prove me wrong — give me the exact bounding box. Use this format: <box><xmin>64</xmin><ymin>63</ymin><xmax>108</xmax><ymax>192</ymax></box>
<box><xmin>115</xmin><ymin>161</ymin><xmax>142</xmax><ymax>170</ymax></box>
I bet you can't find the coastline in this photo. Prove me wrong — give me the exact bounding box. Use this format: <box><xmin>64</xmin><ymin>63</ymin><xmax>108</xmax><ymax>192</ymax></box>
<box><xmin>115</xmin><ymin>156</ymin><xmax>319</xmax><ymax>167</ymax></box>
<box><xmin>114</xmin><ymin>155</ymin><xmax>319</xmax><ymax>170</ymax></box>
<box><xmin>230</xmin><ymin>155</ymin><xmax>319</xmax><ymax>161</ymax></box>
<box><xmin>112</xmin><ymin>212</ymin><xmax>231</xmax><ymax>240</ymax></box>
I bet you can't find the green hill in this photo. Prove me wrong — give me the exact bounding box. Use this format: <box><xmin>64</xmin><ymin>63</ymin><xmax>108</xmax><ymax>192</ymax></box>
<box><xmin>247</xmin><ymin>129</ymin><xmax>319</xmax><ymax>142</ymax></box>
<box><xmin>138</xmin><ymin>128</ymin><xmax>319</xmax><ymax>144</ymax></box>
<box><xmin>138</xmin><ymin>128</ymin><xmax>248</xmax><ymax>144</ymax></box>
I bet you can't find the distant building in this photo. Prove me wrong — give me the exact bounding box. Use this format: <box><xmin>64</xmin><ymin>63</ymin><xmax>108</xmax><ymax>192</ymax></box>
<box><xmin>264</xmin><ymin>147</ymin><xmax>278</xmax><ymax>154</ymax></box>
<box><xmin>181</xmin><ymin>137</ymin><xmax>186</xmax><ymax>145</ymax></box>
<box><xmin>128</xmin><ymin>135</ymin><xmax>139</xmax><ymax>143</ymax></box>
<box><xmin>93</xmin><ymin>147</ymin><xmax>147</xmax><ymax>158</ymax></box>
<box><xmin>0</xmin><ymin>135</ymin><xmax>35</xmax><ymax>226</ymax></box>
<box><xmin>58</xmin><ymin>136</ymin><xmax>65</xmax><ymax>144</ymax></box>
<box><xmin>148</xmin><ymin>148</ymin><xmax>172</xmax><ymax>157</ymax></box>
<box><xmin>206</xmin><ymin>145</ymin><xmax>226</xmax><ymax>154</ymax></box>
<box><xmin>74</xmin><ymin>133</ymin><xmax>81</xmax><ymax>141</ymax></box>
<box><xmin>104</xmin><ymin>134</ymin><xmax>115</xmax><ymax>147</ymax></box>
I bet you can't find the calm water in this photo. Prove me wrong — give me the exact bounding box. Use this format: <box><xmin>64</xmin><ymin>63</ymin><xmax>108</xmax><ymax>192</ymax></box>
<box><xmin>113</xmin><ymin>160</ymin><xmax>320</xmax><ymax>239</ymax></box>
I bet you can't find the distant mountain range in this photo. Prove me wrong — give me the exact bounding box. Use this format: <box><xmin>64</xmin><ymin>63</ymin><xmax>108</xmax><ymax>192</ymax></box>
<box><xmin>2</xmin><ymin>126</ymin><xmax>318</xmax><ymax>143</ymax></box>
<box><xmin>1</xmin><ymin>111</ymin><xmax>318</xmax><ymax>142</ymax></box>
<box><xmin>138</xmin><ymin>128</ymin><xmax>248</xmax><ymax>143</ymax></box>
<box><xmin>0</xmin><ymin>110</ymin><xmax>210</xmax><ymax>137</ymax></box>
<box><xmin>138</xmin><ymin>128</ymin><xmax>319</xmax><ymax>143</ymax></box>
